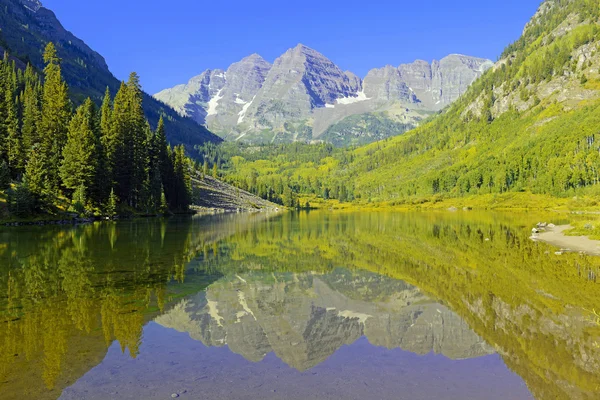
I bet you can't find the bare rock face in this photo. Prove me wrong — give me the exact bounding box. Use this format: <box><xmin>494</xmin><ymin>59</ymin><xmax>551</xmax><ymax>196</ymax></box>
<box><xmin>364</xmin><ymin>55</ymin><xmax>493</xmax><ymax>111</ymax></box>
<box><xmin>363</xmin><ymin>65</ymin><xmax>418</xmax><ymax>104</ymax></box>
<box><xmin>207</xmin><ymin>54</ymin><xmax>271</xmax><ymax>130</ymax></box>
<box><xmin>154</xmin><ymin>45</ymin><xmax>491</xmax><ymax>144</ymax></box>
<box><xmin>154</xmin><ymin>69</ymin><xmax>226</xmax><ymax>125</ymax></box>
<box><xmin>252</xmin><ymin>44</ymin><xmax>361</xmax><ymax>110</ymax></box>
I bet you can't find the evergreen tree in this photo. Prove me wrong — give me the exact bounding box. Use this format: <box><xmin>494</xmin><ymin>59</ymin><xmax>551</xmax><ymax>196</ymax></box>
<box><xmin>155</xmin><ymin>116</ymin><xmax>174</xmax><ymax>205</ymax></box>
<box><xmin>100</xmin><ymin>87</ymin><xmax>112</xmax><ymax>139</ymax></box>
<box><xmin>109</xmin><ymin>81</ymin><xmax>131</xmax><ymax>204</ymax></box>
<box><xmin>71</xmin><ymin>184</ymin><xmax>86</xmax><ymax>214</ymax></box>
<box><xmin>39</xmin><ymin>43</ymin><xmax>71</xmax><ymax>194</ymax></box>
<box><xmin>146</xmin><ymin>123</ymin><xmax>162</xmax><ymax>213</ymax></box>
<box><xmin>106</xmin><ymin>188</ymin><xmax>118</xmax><ymax>219</ymax></box>
<box><xmin>21</xmin><ymin>79</ymin><xmax>41</xmax><ymax>157</ymax></box>
<box><xmin>60</xmin><ymin>98</ymin><xmax>100</xmax><ymax>204</ymax></box>
<box><xmin>170</xmin><ymin>145</ymin><xmax>191</xmax><ymax>211</ymax></box>
<box><xmin>6</xmin><ymin>92</ymin><xmax>24</xmax><ymax>175</ymax></box>
<box><xmin>126</xmin><ymin>72</ymin><xmax>148</xmax><ymax>209</ymax></box>
<box><xmin>23</xmin><ymin>144</ymin><xmax>46</xmax><ymax>198</ymax></box>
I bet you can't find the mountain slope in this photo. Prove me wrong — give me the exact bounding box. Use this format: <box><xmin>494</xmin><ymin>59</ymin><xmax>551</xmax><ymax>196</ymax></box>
<box><xmin>0</xmin><ymin>0</ymin><xmax>221</xmax><ymax>147</ymax></box>
<box><xmin>155</xmin><ymin>44</ymin><xmax>491</xmax><ymax>145</ymax></box>
<box><xmin>336</xmin><ymin>0</ymin><xmax>600</xmax><ymax>202</ymax></box>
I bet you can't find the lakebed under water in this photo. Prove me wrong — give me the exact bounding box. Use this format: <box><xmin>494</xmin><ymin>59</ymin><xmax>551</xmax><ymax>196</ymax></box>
<box><xmin>0</xmin><ymin>211</ymin><xmax>599</xmax><ymax>399</ymax></box>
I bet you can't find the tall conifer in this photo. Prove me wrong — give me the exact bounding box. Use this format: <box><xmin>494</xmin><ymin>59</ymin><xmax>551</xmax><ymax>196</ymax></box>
<box><xmin>39</xmin><ymin>43</ymin><xmax>71</xmax><ymax>194</ymax></box>
<box><xmin>60</xmin><ymin>98</ymin><xmax>100</xmax><ymax>204</ymax></box>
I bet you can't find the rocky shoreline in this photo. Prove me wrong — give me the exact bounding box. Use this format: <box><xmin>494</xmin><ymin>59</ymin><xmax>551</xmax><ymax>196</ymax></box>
<box><xmin>530</xmin><ymin>223</ymin><xmax>600</xmax><ymax>256</ymax></box>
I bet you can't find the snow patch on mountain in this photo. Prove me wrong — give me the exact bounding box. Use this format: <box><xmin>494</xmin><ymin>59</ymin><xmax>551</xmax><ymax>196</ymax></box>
<box><xmin>237</xmin><ymin>96</ymin><xmax>255</xmax><ymax>124</ymax></box>
<box><xmin>207</xmin><ymin>89</ymin><xmax>224</xmax><ymax>116</ymax></box>
<box><xmin>234</xmin><ymin>97</ymin><xmax>248</xmax><ymax>105</ymax></box>
<box><xmin>336</xmin><ymin>91</ymin><xmax>370</xmax><ymax>105</ymax></box>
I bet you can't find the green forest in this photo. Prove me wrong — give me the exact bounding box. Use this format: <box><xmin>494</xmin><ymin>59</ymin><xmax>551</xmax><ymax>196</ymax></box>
<box><xmin>0</xmin><ymin>43</ymin><xmax>193</xmax><ymax>219</ymax></box>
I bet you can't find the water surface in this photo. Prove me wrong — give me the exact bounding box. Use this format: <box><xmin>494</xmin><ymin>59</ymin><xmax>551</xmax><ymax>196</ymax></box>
<box><xmin>1</xmin><ymin>211</ymin><xmax>599</xmax><ymax>399</ymax></box>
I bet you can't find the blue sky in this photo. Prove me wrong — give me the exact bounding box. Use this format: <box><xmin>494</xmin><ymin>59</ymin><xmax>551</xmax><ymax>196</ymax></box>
<box><xmin>43</xmin><ymin>0</ymin><xmax>541</xmax><ymax>94</ymax></box>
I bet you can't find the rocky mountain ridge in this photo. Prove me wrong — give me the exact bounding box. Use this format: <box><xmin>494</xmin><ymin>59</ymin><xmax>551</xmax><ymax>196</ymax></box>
<box><xmin>155</xmin><ymin>44</ymin><xmax>492</xmax><ymax>145</ymax></box>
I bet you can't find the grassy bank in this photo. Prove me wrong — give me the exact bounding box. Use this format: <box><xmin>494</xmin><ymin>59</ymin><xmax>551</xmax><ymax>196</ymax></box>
<box><xmin>296</xmin><ymin>192</ymin><xmax>600</xmax><ymax>212</ymax></box>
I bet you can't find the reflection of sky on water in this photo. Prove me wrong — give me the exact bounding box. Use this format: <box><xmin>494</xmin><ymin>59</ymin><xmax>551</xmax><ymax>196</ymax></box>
<box><xmin>61</xmin><ymin>322</ymin><xmax>533</xmax><ymax>400</ymax></box>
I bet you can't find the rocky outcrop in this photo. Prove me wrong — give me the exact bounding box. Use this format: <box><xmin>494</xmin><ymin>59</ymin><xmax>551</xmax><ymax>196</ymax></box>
<box><xmin>155</xmin><ymin>45</ymin><xmax>491</xmax><ymax>144</ymax></box>
<box><xmin>364</xmin><ymin>55</ymin><xmax>493</xmax><ymax>110</ymax></box>
<box><xmin>155</xmin><ymin>270</ymin><xmax>493</xmax><ymax>370</ymax></box>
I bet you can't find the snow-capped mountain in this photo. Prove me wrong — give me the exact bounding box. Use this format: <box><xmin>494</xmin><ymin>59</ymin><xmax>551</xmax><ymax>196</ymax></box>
<box><xmin>154</xmin><ymin>44</ymin><xmax>493</xmax><ymax>144</ymax></box>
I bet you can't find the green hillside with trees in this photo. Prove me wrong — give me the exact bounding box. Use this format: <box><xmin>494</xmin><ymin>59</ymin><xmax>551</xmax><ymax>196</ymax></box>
<box><xmin>0</xmin><ymin>43</ymin><xmax>193</xmax><ymax>219</ymax></box>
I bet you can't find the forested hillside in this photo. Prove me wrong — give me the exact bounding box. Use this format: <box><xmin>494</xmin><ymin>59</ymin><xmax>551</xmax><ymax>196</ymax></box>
<box><xmin>212</xmin><ymin>0</ymin><xmax>600</xmax><ymax>206</ymax></box>
<box><xmin>0</xmin><ymin>0</ymin><xmax>221</xmax><ymax>147</ymax></box>
<box><xmin>0</xmin><ymin>43</ymin><xmax>193</xmax><ymax>219</ymax></box>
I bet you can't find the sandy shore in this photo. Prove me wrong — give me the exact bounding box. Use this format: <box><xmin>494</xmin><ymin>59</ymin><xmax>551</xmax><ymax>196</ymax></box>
<box><xmin>532</xmin><ymin>225</ymin><xmax>600</xmax><ymax>256</ymax></box>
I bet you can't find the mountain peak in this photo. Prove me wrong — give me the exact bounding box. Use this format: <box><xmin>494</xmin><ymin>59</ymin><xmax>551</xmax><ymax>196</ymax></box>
<box><xmin>156</xmin><ymin>45</ymin><xmax>491</xmax><ymax>144</ymax></box>
<box><xmin>241</xmin><ymin>53</ymin><xmax>268</xmax><ymax>64</ymax></box>
<box><xmin>291</xmin><ymin>43</ymin><xmax>322</xmax><ymax>56</ymax></box>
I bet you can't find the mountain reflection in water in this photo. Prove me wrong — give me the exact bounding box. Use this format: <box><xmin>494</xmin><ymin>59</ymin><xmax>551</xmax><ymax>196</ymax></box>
<box><xmin>0</xmin><ymin>211</ymin><xmax>599</xmax><ymax>400</ymax></box>
<box><xmin>156</xmin><ymin>270</ymin><xmax>493</xmax><ymax>371</ymax></box>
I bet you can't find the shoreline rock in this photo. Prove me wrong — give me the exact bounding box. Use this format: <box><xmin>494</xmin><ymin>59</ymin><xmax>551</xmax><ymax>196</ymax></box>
<box><xmin>530</xmin><ymin>224</ymin><xmax>600</xmax><ymax>256</ymax></box>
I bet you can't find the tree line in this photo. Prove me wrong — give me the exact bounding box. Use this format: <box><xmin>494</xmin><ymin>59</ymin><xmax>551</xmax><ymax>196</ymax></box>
<box><xmin>195</xmin><ymin>141</ymin><xmax>357</xmax><ymax>206</ymax></box>
<box><xmin>0</xmin><ymin>43</ymin><xmax>192</xmax><ymax>217</ymax></box>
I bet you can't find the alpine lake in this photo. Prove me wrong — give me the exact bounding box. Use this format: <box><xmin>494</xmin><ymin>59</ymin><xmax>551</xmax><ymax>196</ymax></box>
<box><xmin>1</xmin><ymin>210</ymin><xmax>599</xmax><ymax>400</ymax></box>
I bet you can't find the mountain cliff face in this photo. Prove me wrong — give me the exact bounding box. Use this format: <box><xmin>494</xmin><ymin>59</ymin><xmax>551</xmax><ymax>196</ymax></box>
<box><xmin>154</xmin><ymin>44</ymin><xmax>492</xmax><ymax>145</ymax></box>
<box><xmin>155</xmin><ymin>270</ymin><xmax>493</xmax><ymax>370</ymax></box>
<box><xmin>1</xmin><ymin>0</ymin><xmax>221</xmax><ymax>147</ymax></box>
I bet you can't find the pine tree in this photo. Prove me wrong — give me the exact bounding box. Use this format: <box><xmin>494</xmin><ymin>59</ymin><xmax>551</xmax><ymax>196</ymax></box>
<box><xmin>39</xmin><ymin>43</ymin><xmax>71</xmax><ymax>194</ymax></box>
<box><xmin>155</xmin><ymin>116</ymin><xmax>173</xmax><ymax>206</ymax></box>
<box><xmin>98</xmin><ymin>87</ymin><xmax>113</xmax><ymax>198</ymax></box>
<box><xmin>146</xmin><ymin>123</ymin><xmax>162</xmax><ymax>213</ymax></box>
<box><xmin>60</xmin><ymin>98</ymin><xmax>100</xmax><ymax>203</ymax></box>
<box><xmin>109</xmin><ymin>81</ymin><xmax>131</xmax><ymax>205</ymax></box>
<box><xmin>126</xmin><ymin>72</ymin><xmax>148</xmax><ymax>209</ymax></box>
<box><xmin>21</xmin><ymin>79</ymin><xmax>41</xmax><ymax>157</ymax></box>
<box><xmin>6</xmin><ymin>92</ymin><xmax>24</xmax><ymax>175</ymax></box>
<box><xmin>170</xmin><ymin>145</ymin><xmax>191</xmax><ymax>211</ymax></box>
<box><xmin>100</xmin><ymin>87</ymin><xmax>112</xmax><ymax>139</ymax></box>
<box><xmin>23</xmin><ymin>144</ymin><xmax>46</xmax><ymax>197</ymax></box>
<box><xmin>71</xmin><ymin>183</ymin><xmax>86</xmax><ymax>215</ymax></box>
<box><xmin>106</xmin><ymin>188</ymin><xmax>117</xmax><ymax>219</ymax></box>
